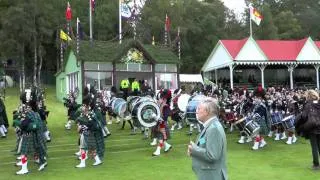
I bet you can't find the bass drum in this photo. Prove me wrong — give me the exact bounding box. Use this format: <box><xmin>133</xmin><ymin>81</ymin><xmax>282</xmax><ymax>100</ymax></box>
<box><xmin>185</xmin><ymin>95</ymin><xmax>206</xmax><ymax>123</ymax></box>
<box><xmin>177</xmin><ymin>94</ymin><xmax>191</xmax><ymax>112</ymax></box>
<box><xmin>111</xmin><ymin>98</ymin><xmax>127</xmax><ymax>118</ymax></box>
<box><xmin>127</xmin><ymin>96</ymin><xmax>140</xmax><ymax>113</ymax></box>
<box><xmin>131</xmin><ymin>101</ymin><xmax>160</xmax><ymax>128</ymax></box>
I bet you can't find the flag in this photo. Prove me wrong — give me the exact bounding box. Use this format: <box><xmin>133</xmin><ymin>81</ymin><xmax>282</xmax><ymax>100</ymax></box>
<box><xmin>60</xmin><ymin>30</ymin><xmax>72</xmax><ymax>41</ymax></box>
<box><xmin>165</xmin><ymin>14</ymin><xmax>170</xmax><ymax>32</ymax></box>
<box><xmin>66</xmin><ymin>2</ymin><xmax>72</xmax><ymax>21</ymax></box>
<box><xmin>91</xmin><ymin>0</ymin><xmax>95</xmax><ymax>13</ymax></box>
<box><xmin>121</xmin><ymin>1</ymin><xmax>132</xmax><ymax>18</ymax></box>
<box><xmin>250</xmin><ymin>6</ymin><xmax>263</xmax><ymax>26</ymax></box>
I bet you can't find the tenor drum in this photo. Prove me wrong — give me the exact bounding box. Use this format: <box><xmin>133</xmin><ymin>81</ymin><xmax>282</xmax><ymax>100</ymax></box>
<box><xmin>185</xmin><ymin>95</ymin><xmax>206</xmax><ymax>123</ymax></box>
<box><xmin>131</xmin><ymin>101</ymin><xmax>160</xmax><ymax>128</ymax></box>
<box><xmin>177</xmin><ymin>94</ymin><xmax>191</xmax><ymax>112</ymax></box>
<box><xmin>111</xmin><ymin>98</ymin><xmax>127</xmax><ymax>117</ymax></box>
<box><xmin>282</xmin><ymin>115</ymin><xmax>295</xmax><ymax>130</ymax></box>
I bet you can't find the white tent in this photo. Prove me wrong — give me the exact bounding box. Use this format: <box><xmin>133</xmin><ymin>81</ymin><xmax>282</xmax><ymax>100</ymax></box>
<box><xmin>179</xmin><ymin>74</ymin><xmax>203</xmax><ymax>84</ymax></box>
<box><xmin>0</xmin><ymin>75</ymin><xmax>13</xmax><ymax>88</ymax></box>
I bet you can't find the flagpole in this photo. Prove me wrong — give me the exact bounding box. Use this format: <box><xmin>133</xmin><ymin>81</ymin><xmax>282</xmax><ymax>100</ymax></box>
<box><xmin>249</xmin><ymin>6</ymin><xmax>253</xmax><ymax>37</ymax></box>
<box><xmin>133</xmin><ymin>0</ymin><xmax>137</xmax><ymax>40</ymax></box>
<box><xmin>178</xmin><ymin>27</ymin><xmax>181</xmax><ymax>61</ymax></box>
<box><xmin>165</xmin><ymin>14</ymin><xmax>168</xmax><ymax>46</ymax></box>
<box><xmin>77</xmin><ymin>17</ymin><xmax>80</xmax><ymax>54</ymax></box>
<box><xmin>89</xmin><ymin>0</ymin><xmax>93</xmax><ymax>44</ymax></box>
<box><xmin>119</xmin><ymin>0</ymin><xmax>122</xmax><ymax>44</ymax></box>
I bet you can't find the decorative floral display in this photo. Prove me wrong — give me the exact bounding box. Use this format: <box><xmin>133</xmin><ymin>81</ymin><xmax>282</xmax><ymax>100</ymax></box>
<box><xmin>121</xmin><ymin>48</ymin><xmax>145</xmax><ymax>64</ymax></box>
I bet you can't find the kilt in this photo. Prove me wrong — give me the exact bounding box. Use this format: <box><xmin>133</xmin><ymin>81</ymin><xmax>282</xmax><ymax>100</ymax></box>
<box><xmin>0</xmin><ymin>116</ymin><xmax>5</xmax><ymax>126</ymax></box>
<box><xmin>171</xmin><ymin>109</ymin><xmax>182</xmax><ymax>122</ymax></box>
<box><xmin>33</xmin><ymin>130</ymin><xmax>47</xmax><ymax>159</ymax></box>
<box><xmin>256</xmin><ymin>116</ymin><xmax>269</xmax><ymax>135</ymax></box>
<box><xmin>19</xmin><ymin>133</ymin><xmax>35</xmax><ymax>155</ymax></box>
<box><xmin>151</xmin><ymin>121</ymin><xmax>170</xmax><ymax>140</ymax></box>
<box><xmin>94</xmin><ymin>130</ymin><xmax>105</xmax><ymax>159</ymax></box>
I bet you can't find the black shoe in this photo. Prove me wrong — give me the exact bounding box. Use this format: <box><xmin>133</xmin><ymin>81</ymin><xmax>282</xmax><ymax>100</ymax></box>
<box><xmin>312</xmin><ymin>165</ymin><xmax>320</xmax><ymax>170</ymax></box>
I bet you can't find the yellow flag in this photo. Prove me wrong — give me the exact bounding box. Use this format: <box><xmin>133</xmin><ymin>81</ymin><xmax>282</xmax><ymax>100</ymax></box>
<box><xmin>60</xmin><ymin>30</ymin><xmax>72</xmax><ymax>41</ymax></box>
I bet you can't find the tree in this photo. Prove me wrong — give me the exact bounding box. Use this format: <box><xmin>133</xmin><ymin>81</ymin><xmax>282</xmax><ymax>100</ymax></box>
<box><xmin>274</xmin><ymin>11</ymin><xmax>303</xmax><ymax>39</ymax></box>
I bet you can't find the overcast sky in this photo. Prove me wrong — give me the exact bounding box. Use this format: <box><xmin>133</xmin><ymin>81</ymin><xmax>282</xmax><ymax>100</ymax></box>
<box><xmin>221</xmin><ymin>0</ymin><xmax>246</xmax><ymax>15</ymax></box>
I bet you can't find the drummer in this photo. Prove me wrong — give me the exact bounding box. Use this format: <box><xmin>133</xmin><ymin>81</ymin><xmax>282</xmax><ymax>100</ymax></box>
<box><xmin>170</xmin><ymin>87</ymin><xmax>185</xmax><ymax>131</ymax></box>
<box><xmin>151</xmin><ymin>89</ymin><xmax>172</xmax><ymax>156</ymax></box>
<box><xmin>251</xmin><ymin>84</ymin><xmax>269</xmax><ymax>150</ymax></box>
<box><xmin>282</xmin><ymin>93</ymin><xmax>298</xmax><ymax>145</ymax></box>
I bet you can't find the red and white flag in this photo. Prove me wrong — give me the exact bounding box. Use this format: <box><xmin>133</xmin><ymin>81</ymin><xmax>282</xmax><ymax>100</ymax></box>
<box><xmin>66</xmin><ymin>2</ymin><xmax>72</xmax><ymax>21</ymax></box>
<box><xmin>250</xmin><ymin>6</ymin><xmax>263</xmax><ymax>26</ymax></box>
<box><xmin>165</xmin><ymin>14</ymin><xmax>171</xmax><ymax>32</ymax></box>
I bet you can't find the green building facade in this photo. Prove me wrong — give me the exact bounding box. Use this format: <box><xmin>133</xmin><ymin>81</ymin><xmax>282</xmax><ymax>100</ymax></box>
<box><xmin>55</xmin><ymin>39</ymin><xmax>180</xmax><ymax>103</ymax></box>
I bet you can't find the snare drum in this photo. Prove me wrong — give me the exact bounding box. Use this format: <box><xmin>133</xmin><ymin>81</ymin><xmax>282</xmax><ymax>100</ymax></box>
<box><xmin>282</xmin><ymin>115</ymin><xmax>295</xmax><ymax>130</ymax></box>
<box><xmin>234</xmin><ymin>117</ymin><xmax>247</xmax><ymax>131</ymax></box>
<box><xmin>270</xmin><ymin>111</ymin><xmax>283</xmax><ymax>126</ymax></box>
<box><xmin>244</xmin><ymin>120</ymin><xmax>260</xmax><ymax>137</ymax></box>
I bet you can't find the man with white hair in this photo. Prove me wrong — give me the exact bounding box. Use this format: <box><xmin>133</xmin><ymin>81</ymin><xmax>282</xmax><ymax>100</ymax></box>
<box><xmin>188</xmin><ymin>97</ymin><xmax>228</xmax><ymax>180</ymax></box>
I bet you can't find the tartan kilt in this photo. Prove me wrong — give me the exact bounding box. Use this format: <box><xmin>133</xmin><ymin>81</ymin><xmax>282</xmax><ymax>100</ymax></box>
<box><xmin>150</xmin><ymin>122</ymin><xmax>170</xmax><ymax>140</ymax></box>
<box><xmin>0</xmin><ymin>116</ymin><xmax>5</xmax><ymax>125</ymax></box>
<box><xmin>19</xmin><ymin>133</ymin><xmax>35</xmax><ymax>155</ymax></box>
<box><xmin>94</xmin><ymin>130</ymin><xmax>105</xmax><ymax>158</ymax></box>
<box><xmin>87</xmin><ymin>131</ymin><xmax>97</xmax><ymax>151</ymax></box>
<box><xmin>34</xmin><ymin>131</ymin><xmax>47</xmax><ymax>157</ymax></box>
<box><xmin>256</xmin><ymin>116</ymin><xmax>269</xmax><ymax>135</ymax></box>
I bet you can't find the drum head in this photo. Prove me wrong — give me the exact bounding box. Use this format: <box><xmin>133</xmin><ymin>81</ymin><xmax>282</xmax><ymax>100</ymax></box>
<box><xmin>112</xmin><ymin>98</ymin><xmax>127</xmax><ymax>117</ymax></box>
<box><xmin>185</xmin><ymin>100</ymin><xmax>201</xmax><ymax>123</ymax></box>
<box><xmin>132</xmin><ymin>101</ymin><xmax>160</xmax><ymax>128</ymax></box>
<box><xmin>177</xmin><ymin>94</ymin><xmax>191</xmax><ymax>112</ymax></box>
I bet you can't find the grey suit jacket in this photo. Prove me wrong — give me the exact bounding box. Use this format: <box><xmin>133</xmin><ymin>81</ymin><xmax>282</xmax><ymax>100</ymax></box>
<box><xmin>191</xmin><ymin>117</ymin><xmax>228</xmax><ymax>180</ymax></box>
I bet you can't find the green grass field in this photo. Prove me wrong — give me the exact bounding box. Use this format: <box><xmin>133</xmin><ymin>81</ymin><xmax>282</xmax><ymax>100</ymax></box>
<box><xmin>0</xmin><ymin>86</ymin><xmax>319</xmax><ymax>180</ymax></box>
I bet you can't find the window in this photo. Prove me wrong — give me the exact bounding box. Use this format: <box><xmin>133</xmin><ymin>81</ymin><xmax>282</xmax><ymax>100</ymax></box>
<box><xmin>84</xmin><ymin>62</ymin><xmax>99</xmax><ymax>70</ymax></box>
<box><xmin>155</xmin><ymin>73</ymin><xmax>178</xmax><ymax>90</ymax></box>
<box><xmin>155</xmin><ymin>64</ymin><xmax>177</xmax><ymax>73</ymax></box>
<box><xmin>116</xmin><ymin>63</ymin><xmax>152</xmax><ymax>72</ymax></box>
<box><xmin>60</xmin><ymin>78</ymin><xmax>64</xmax><ymax>93</ymax></box>
<box><xmin>67</xmin><ymin>72</ymin><xmax>79</xmax><ymax>93</ymax></box>
<box><xmin>84</xmin><ymin>71</ymin><xmax>113</xmax><ymax>90</ymax></box>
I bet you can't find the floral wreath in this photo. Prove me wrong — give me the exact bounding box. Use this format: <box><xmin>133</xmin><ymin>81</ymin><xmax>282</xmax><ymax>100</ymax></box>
<box><xmin>121</xmin><ymin>48</ymin><xmax>145</xmax><ymax>64</ymax></box>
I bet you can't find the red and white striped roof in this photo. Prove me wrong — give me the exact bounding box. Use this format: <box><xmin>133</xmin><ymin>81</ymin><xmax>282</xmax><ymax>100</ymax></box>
<box><xmin>202</xmin><ymin>37</ymin><xmax>320</xmax><ymax>72</ymax></box>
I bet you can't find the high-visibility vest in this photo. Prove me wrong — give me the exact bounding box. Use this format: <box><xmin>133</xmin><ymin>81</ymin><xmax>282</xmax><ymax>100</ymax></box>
<box><xmin>132</xmin><ymin>81</ymin><xmax>140</xmax><ymax>91</ymax></box>
<box><xmin>121</xmin><ymin>79</ymin><xmax>130</xmax><ymax>89</ymax></box>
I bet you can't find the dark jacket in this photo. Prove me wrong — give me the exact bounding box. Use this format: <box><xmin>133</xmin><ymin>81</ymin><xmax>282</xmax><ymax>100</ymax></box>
<box><xmin>295</xmin><ymin>100</ymin><xmax>320</xmax><ymax>138</ymax></box>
